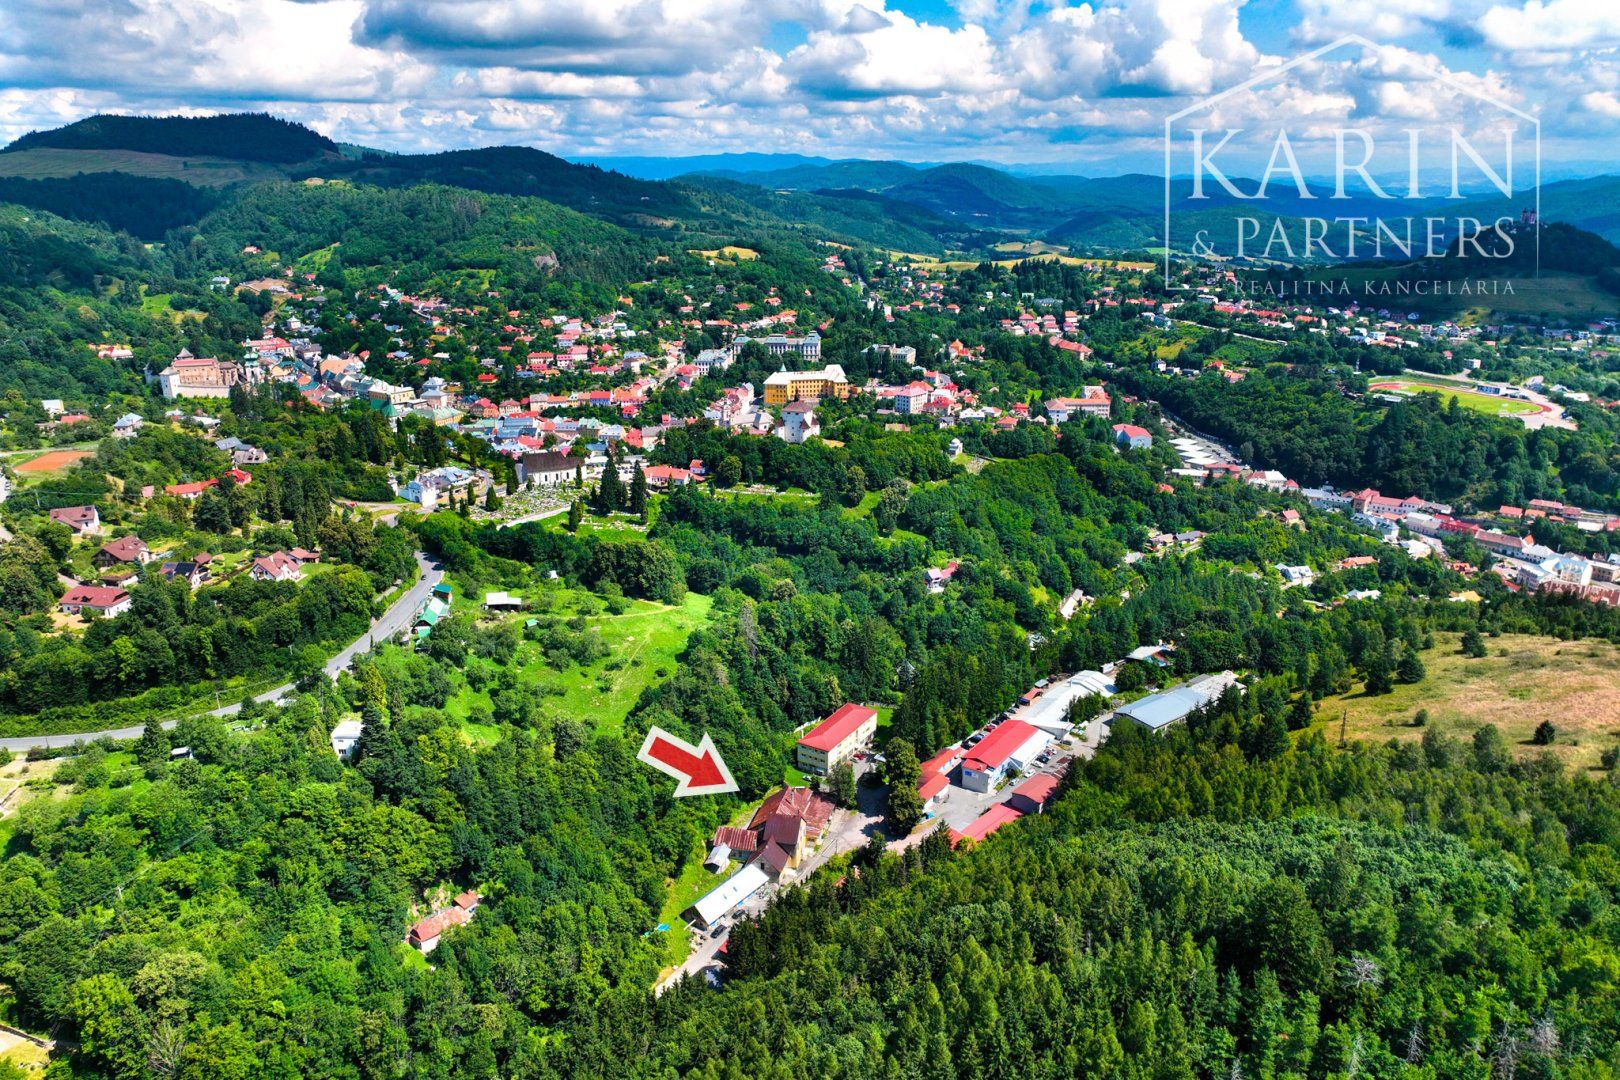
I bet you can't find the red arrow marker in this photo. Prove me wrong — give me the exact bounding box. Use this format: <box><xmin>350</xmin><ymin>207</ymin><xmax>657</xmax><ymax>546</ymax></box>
<box><xmin>637</xmin><ymin>726</ymin><xmax>739</xmax><ymax>797</ymax></box>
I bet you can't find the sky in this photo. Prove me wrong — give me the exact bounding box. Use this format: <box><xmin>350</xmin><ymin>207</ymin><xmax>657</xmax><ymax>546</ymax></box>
<box><xmin>1</xmin><ymin>0</ymin><xmax>1618</xmax><ymax>173</ymax></box>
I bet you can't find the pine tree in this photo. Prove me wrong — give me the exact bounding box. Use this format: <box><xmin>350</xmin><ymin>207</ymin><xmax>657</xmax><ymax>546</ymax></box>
<box><xmin>595</xmin><ymin>465</ymin><xmax>626</xmax><ymax>514</ymax></box>
<box><xmin>567</xmin><ymin>499</ymin><xmax>584</xmax><ymax>532</ymax></box>
<box><xmin>484</xmin><ymin>485</ymin><xmax>501</xmax><ymax>513</ymax></box>
<box><xmin>1287</xmin><ymin>692</ymin><xmax>1314</xmax><ymax>730</ymax></box>
<box><xmin>135</xmin><ymin>721</ymin><xmax>171</xmax><ymax>765</ymax></box>
<box><xmin>884</xmin><ymin>738</ymin><xmax>925</xmax><ymax>832</ymax></box>
<box><xmin>1396</xmin><ymin>646</ymin><xmax>1426</xmax><ymax>684</ymax></box>
<box><xmin>629</xmin><ymin>464</ymin><xmax>648</xmax><ymax>517</ymax></box>
<box><xmin>1461</xmin><ymin>626</ymin><xmax>1487</xmax><ymax>658</ymax></box>
<box><xmin>1364</xmin><ymin>649</ymin><xmax>1395</xmax><ymax>695</ymax></box>
<box><xmin>1252</xmin><ymin>712</ymin><xmax>1290</xmax><ymax>760</ymax></box>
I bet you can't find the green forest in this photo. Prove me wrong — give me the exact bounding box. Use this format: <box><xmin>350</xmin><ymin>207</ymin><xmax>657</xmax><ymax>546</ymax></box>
<box><xmin>1</xmin><ymin>112</ymin><xmax>1619</xmax><ymax>1079</ymax></box>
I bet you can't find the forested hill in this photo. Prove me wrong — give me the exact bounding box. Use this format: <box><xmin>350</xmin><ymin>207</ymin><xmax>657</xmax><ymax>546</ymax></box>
<box><xmin>616</xmin><ymin>719</ymin><xmax>1620</xmax><ymax>1077</ymax></box>
<box><xmin>185</xmin><ymin>181</ymin><xmax>656</xmax><ymax>288</ymax></box>
<box><xmin>3</xmin><ymin>112</ymin><xmax>340</xmax><ymax>163</ymax></box>
<box><xmin>307</xmin><ymin>146</ymin><xmax>697</xmax><ymax>224</ymax></box>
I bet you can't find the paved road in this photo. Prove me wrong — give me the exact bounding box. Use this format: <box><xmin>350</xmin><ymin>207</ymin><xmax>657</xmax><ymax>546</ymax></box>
<box><xmin>0</xmin><ymin>552</ymin><xmax>444</xmax><ymax>752</ymax></box>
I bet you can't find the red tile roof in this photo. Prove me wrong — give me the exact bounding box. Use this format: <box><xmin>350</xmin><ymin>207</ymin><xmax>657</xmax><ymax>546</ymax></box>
<box><xmin>1008</xmin><ymin>773</ymin><xmax>1059</xmax><ymax>810</ymax></box>
<box><xmin>962</xmin><ymin>720</ymin><xmax>1038</xmax><ymax>774</ymax></box>
<box><xmin>797</xmin><ymin>704</ymin><xmax>877</xmax><ymax>752</ymax></box>
<box><xmin>951</xmin><ymin>803</ymin><xmax>1024</xmax><ymax>845</ymax></box>
<box><xmin>918</xmin><ymin>771</ymin><xmax>950</xmax><ymax>801</ymax></box>
<box><xmin>748</xmin><ymin>787</ymin><xmax>835</xmax><ymax>834</ymax></box>
<box><xmin>714</xmin><ymin>826</ymin><xmax>760</xmax><ymax>853</ymax></box>
<box><xmin>60</xmin><ymin>585</ymin><xmax>128</xmax><ymax>609</ymax></box>
<box><xmin>98</xmin><ymin>535</ymin><xmax>148</xmax><ymax>563</ymax></box>
<box><xmin>408</xmin><ymin>906</ymin><xmax>469</xmax><ymax>944</ymax></box>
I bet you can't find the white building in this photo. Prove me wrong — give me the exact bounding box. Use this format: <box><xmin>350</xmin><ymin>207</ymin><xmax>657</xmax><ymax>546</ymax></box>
<box><xmin>776</xmin><ymin>401</ymin><xmax>820</xmax><ymax>444</ymax></box>
<box><xmin>684</xmin><ymin>864</ymin><xmax>769</xmax><ymax>930</ymax></box>
<box><xmin>331</xmin><ymin>719</ymin><xmax>364</xmax><ymax>760</ymax></box>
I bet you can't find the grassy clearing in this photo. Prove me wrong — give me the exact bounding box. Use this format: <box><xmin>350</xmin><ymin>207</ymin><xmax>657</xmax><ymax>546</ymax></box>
<box><xmin>842</xmin><ymin>490</ymin><xmax>880</xmax><ymax>518</ymax></box>
<box><xmin>1311</xmin><ymin>631</ymin><xmax>1620</xmax><ymax>770</ymax></box>
<box><xmin>448</xmin><ymin>589</ymin><xmax>713</xmax><ymax>737</ymax></box>
<box><xmin>654</xmin><ymin>857</ymin><xmax>725</xmax><ymax>974</ymax></box>
<box><xmin>690</xmin><ymin>246</ymin><xmax>759</xmax><ymax>263</ymax></box>
<box><xmin>539</xmin><ymin>592</ymin><xmax>712</xmax><ymax>732</ymax></box>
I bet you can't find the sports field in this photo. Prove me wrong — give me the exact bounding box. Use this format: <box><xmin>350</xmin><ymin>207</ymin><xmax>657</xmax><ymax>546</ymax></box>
<box><xmin>14</xmin><ymin>449</ymin><xmax>93</xmax><ymax>474</ymax></box>
<box><xmin>1368</xmin><ymin>377</ymin><xmax>1543</xmax><ymax>417</ymax></box>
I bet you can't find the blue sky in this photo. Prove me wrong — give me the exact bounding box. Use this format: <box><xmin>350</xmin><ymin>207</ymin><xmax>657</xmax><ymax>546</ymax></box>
<box><xmin>0</xmin><ymin>0</ymin><xmax>1616</xmax><ymax>174</ymax></box>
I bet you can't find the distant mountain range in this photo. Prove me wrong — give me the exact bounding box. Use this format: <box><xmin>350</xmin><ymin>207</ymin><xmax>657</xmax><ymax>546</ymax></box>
<box><xmin>4</xmin><ymin>113</ymin><xmax>1620</xmax><ymax>274</ymax></box>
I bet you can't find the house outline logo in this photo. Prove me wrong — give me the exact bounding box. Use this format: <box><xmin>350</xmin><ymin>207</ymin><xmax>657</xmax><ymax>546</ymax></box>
<box><xmin>1161</xmin><ymin>33</ymin><xmax>1541</xmax><ymax>280</ymax></box>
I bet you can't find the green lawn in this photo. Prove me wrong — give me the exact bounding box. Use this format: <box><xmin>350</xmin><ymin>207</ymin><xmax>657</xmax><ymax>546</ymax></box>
<box><xmin>842</xmin><ymin>490</ymin><xmax>880</xmax><ymax>518</ymax></box>
<box><xmin>541</xmin><ymin>508</ymin><xmax>656</xmax><ymax>542</ymax></box>
<box><xmin>654</xmin><ymin>856</ymin><xmax>724</xmax><ymax>974</ymax></box>
<box><xmin>540</xmin><ymin>592</ymin><xmax>713</xmax><ymax>732</ymax></box>
<box><xmin>447</xmin><ymin>589</ymin><xmax>714</xmax><ymax>738</ymax></box>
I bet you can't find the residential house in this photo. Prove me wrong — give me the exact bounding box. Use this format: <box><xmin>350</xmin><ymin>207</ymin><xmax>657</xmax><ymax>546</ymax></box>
<box><xmin>408</xmin><ymin>894</ymin><xmax>481</xmax><ymax>955</ymax></box>
<box><xmin>251</xmin><ymin>551</ymin><xmax>303</xmax><ymax>582</ymax></box>
<box><xmin>94</xmin><ymin>535</ymin><xmax>151</xmax><ymax>569</ymax></box>
<box><xmin>165</xmin><ymin>479</ymin><xmax>217</xmax><ymax>500</ymax></box>
<box><xmin>331</xmin><ymin>719</ymin><xmax>364</xmax><ymax>760</ymax></box>
<box><xmin>644</xmin><ymin>465</ymin><xmax>694</xmax><ymax>488</ymax></box>
<box><xmin>160</xmin><ymin>561</ymin><xmax>208</xmax><ymax>589</ymax></box>
<box><xmin>49</xmin><ymin>505</ymin><xmax>102</xmax><ymax>535</ymax></box>
<box><xmin>925</xmin><ymin>561</ymin><xmax>960</xmax><ymax>592</ymax></box>
<box><xmin>59</xmin><ymin>585</ymin><xmax>131</xmax><ymax>619</ymax></box>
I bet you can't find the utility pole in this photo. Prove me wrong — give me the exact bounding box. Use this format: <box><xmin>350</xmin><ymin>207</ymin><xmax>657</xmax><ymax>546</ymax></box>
<box><xmin>1340</xmin><ymin>708</ymin><xmax>1348</xmax><ymax>747</ymax></box>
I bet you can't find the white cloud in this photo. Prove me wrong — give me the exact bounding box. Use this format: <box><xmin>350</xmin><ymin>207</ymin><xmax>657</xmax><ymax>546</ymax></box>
<box><xmin>1479</xmin><ymin>0</ymin><xmax>1620</xmax><ymax>52</ymax></box>
<box><xmin>0</xmin><ymin>0</ymin><xmax>1607</xmax><ymax>166</ymax></box>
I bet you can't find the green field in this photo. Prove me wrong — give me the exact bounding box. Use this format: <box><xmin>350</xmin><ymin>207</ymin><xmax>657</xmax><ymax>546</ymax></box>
<box><xmin>448</xmin><ymin>588</ymin><xmax>713</xmax><ymax>737</ymax></box>
<box><xmin>1368</xmin><ymin>376</ymin><xmax>1541</xmax><ymax>417</ymax></box>
<box><xmin>1310</xmin><ymin>632</ymin><xmax>1620</xmax><ymax>770</ymax></box>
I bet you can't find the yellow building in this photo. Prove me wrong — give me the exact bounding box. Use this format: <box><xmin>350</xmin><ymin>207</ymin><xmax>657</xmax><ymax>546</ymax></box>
<box><xmin>763</xmin><ymin>364</ymin><xmax>850</xmax><ymax>406</ymax></box>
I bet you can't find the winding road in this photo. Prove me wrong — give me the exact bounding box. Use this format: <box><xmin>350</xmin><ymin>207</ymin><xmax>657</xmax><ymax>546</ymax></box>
<box><xmin>0</xmin><ymin>551</ymin><xmax>444</xmax><ymax>753</ymax></box>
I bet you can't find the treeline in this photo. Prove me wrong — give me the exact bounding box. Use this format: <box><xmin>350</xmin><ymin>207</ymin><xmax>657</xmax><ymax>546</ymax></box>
<box><xmin>4</xmin><ymin>112</ymin><xmax>337</xmax><ymax>163</ymax></box>
<box><xmin>1122</xmin><ymin>363</ymin><xmax>1620</xmax><ymax>511</ymax></box>
<box><xmin>0</xmin><ymin>173</ymin><xmax>220</xmax><ymax>239</ymax></box>
<box><xmin>567</xmin><ymin>712</ymin><xmax>1620</xmax><ymax>1077</ymax></box>
<box><xmin>0</xmin><ymin>563</ymin><xmax>376</xmax><ymax>713</ymax></box>
<box><xmin>181</xmin><ymin>181</ymin><xmax>657</xmax><ymax>292</ymax></box>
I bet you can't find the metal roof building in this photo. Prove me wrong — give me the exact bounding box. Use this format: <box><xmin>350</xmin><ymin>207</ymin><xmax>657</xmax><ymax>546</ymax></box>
<box><xmin>1112</xmin><ymin>672</ymin><xmax>1241</xmax><ymax>733</ymax></box>
<box><xmin>684</xmin><ymin>864</ymin><xmax>768</xmax><ymax>929</ymax></box>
